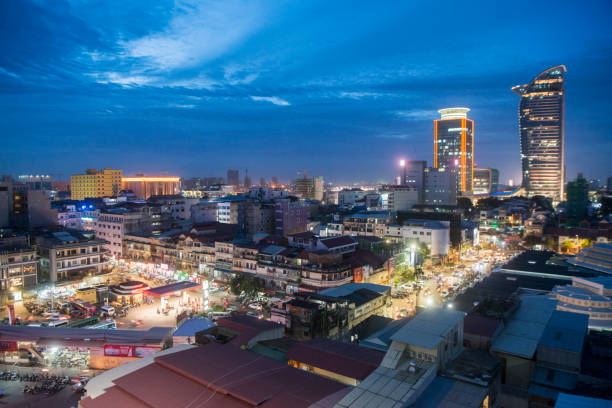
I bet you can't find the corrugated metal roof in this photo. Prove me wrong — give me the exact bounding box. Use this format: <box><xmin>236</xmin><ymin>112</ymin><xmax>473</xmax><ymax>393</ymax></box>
<box><xmin>319</xmin><ymin>282</ymin><xmax>390</xmax><ymax>297</ymax></box>
<box><xmin>538</xmin><ymin>310</ymin><xmax>588</xmax><ymax>353</ymax></box>
<box><xmin>391</xmin><ymin>308</ymin><xmax>465</xmax><ymax>350</ymax></box>
<box><xmin>491</xmin><ymin>294</ymin><xmax>557</xmax><ymax>358</ymax></box>
<box><xmin>173</xmin><ymin>318</ymin><xmax>214</xmax><ymax>337</ymax></box>
<box><xmin>554</xmin><ymin>392</ymin><xmax>612</xmax><ymax>408</ymax></box>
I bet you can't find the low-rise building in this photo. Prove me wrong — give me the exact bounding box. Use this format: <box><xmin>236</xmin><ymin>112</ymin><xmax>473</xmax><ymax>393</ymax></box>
<box><xmin>0</xmin><ymin>232</ymin><xmax>38</xmax><ymax>291</ymax></box>
<box><xmin>379</xmin><ymin>185</ymin><xmax>419</xmax><ymax>211</ymax></box>
<box><xmin>343</xmin><ymin>211</ymin><xmax>393</xmax><ymax>237</ymax></box>
<box><xmin>385</xmin><ymin>219</ymin><xmax>450</xmax><ymax>256</ymax></box>
<box><xmin>35</xmin><ymin>229</ymin><xmax>110</xmax><ymax>282</ymax></box>
<box><xmin>94</xmin><ymin>203</ymin><xmax>171</xmax><ymax>258</ymax></box>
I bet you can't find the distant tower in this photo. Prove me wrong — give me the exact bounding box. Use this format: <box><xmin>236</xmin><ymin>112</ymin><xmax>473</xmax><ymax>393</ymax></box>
<box><xmin>512</xmin><ymin>65</ymin><xmax>566</xmax><ymax>202</ymax></box>
<box><xmin>434</xmin><ymin>108</ymin><xmax>474</xmax><ymax>194</ymax></box>
<box><xmin>244</xmin><ymin>169</ymin><xmax>251</xmax><ymax>188</ymax></box>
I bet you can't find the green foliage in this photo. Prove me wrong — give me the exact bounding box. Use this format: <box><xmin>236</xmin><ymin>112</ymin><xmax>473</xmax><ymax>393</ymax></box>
<box><xmin>457</xmin><ymin>197</ymin><xmax>473</xmax><ymax>209</ymax></box>
<box><xmin>524</xmin><ymin>235</ymin><xmax>542</xmax><ymax>247</ymax></box>
<box><xmin>476</xmin><ymin>197</ymin><xmax>502</xmax><ymax>210</ymax></box>
<box><xmin>229</xmin><ymin>274</ymin><xmax>263</xmax><ymax>298</ymax></box>
<box><xmin>579</xmin><ymin>238</ymin><xmax>592</xmax><ymax>249</ymax></box>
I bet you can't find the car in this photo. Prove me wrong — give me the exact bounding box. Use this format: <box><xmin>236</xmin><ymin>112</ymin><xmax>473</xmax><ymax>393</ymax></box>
<box><xmin>42</xmin><ymin>310</ymin><xmax>60</xmax><ymax>317</ymax></box>
<box><xmin>248</xmin><ymin>303</ymin><xmax>262</xmax><ymax>311</ymax></box>
<box><xmin>246</xmin><ymin>311</ymin><xmax>262</xmax><ymax>319</ymax></box>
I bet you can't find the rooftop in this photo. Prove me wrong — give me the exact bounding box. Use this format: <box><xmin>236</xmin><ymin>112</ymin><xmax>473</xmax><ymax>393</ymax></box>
<box><xmin>143</xmin><ymin>281</ymin><xmax>201</xmax><ymax>297</ymax></box>
<box><xmin>318</xmin><ymin>282</ymin><xmax>390</xmax><ymax>298</ymax></box>
<box><xmin>553</xmin><ymin>392</ymin><xmax>612</xmax><ymax>408</ymax></box>
<box><xmin>286</xmin><ymin>338</ymin><xmax>384</xmax><ymax>381</ymax></box>
<box><xmin>538</xmin><ymin>310</ymin><xmax>588</xmax><ymax>353</ymax></box>
<box><xmin>80</xmin><ymin>343</ymin><xmax>348</xmax><ymax>408</ymax></box>
<box><xmin>172</xmin><ymin>318</ymin><xmax>214</xmax><ymax>337</ymax></box>
<box><xmin>391</xmin><ymin>308</ymin><xmax>466</xmax><ymax>350</ymax></box>
<box><xmin>491</xmin><ymin>294</ymin><xmax>558</xmax><ymax>359</ymax></box>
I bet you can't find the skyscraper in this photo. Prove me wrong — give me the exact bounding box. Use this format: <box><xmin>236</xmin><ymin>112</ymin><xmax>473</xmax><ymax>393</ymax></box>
<box><xmin>434</xmin><ymin>108</ymin><xmax>474</xmax><ymax>194</ymax></box>
<box><xmin>226</xmin><ymin>169</ymin><xmax>239</xmax><ymax>186</ymax></box>
<box><xmin>512</xmin><ymin>65</ymin><xmax>566</xmax><ymax>202</ymax></box>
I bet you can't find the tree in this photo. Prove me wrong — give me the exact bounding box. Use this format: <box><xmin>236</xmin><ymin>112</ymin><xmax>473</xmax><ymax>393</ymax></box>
<box><xmin>579</xmin><ymin>238</ymin><xmax>592</xmax><ymax>249</ymax></box>
<box><xmin>476</xmin><ymin>197</ymin><xmax>502</xmax><ymax>210</ymax></box>
<box><xmin>561</xmin><ymin>240</ymin><xmax>574</xmax><ymax>253</ymax></box>
<box><xmin>544</xmin><ymin>237</ymin><xmax>557</xmax><ymax>250</ymax></box>
<box><xmin>229</xmin><ymin>274</ymin><xmax>262</xmax><ymax>298</ymax></box>
<box><xmin>524</xmin><ymin>235</ymin><xmax>542</xmax><ymax>248</ymax></box>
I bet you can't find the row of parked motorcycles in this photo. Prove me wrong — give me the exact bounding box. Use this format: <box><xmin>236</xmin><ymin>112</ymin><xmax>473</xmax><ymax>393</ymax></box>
<box><xmin>23</xmin><ymin>381</ymin><xmax>66</xmax><ymax>396</ymax></box>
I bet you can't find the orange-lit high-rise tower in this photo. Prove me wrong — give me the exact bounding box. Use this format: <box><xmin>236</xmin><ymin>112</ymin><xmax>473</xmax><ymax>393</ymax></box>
<box><xmin>434</xmin><ymin>108</ymin><xmax>474</xmax><ymax>194</ymax></box>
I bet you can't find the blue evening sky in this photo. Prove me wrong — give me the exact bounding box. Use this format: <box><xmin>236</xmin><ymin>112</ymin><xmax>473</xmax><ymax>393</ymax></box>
<box><xmin>1</xmin><ymin>0</ymin><xmax>611</xmax><ymax>184</ymax></box>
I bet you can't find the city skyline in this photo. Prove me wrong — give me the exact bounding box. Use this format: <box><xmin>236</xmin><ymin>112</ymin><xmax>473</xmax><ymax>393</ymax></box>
<box><xmin>1</xmin><ymin>1</ymin><xmax>611</xmax><ymax>184</ymax></box>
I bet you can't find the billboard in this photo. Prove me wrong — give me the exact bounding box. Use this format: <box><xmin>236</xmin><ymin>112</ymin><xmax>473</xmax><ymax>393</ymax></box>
<box><xmin>104</xmin><ymin>344</ymin><xmax>162</xmax><ymax>358</ymax></box>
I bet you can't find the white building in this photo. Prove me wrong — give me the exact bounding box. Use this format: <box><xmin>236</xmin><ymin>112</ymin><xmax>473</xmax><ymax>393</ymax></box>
<box><xmin>379</xmin><ymin>185</ymin><xmax>419</xmax><ymax>211</ymax></box>
<box><xmin>385</xmin><ymin>219</ymin><xmax>450</xmax><ymax>256</ymax></box>
<box><xmin>338</xmin><ymin>188</ymin><xmax>366</xmax><ymax>207</ymax></box>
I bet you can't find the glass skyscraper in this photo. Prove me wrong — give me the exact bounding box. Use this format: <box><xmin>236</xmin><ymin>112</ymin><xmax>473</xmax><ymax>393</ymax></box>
<box><xmin>434</xmin><ymin>108</ymin><xmax>474</xmax><ymax>194</ymax></box>
<box><xmin>512</xmin><ymin>65</ymin><xmax>566</xmax><ymax>202</ymax></box>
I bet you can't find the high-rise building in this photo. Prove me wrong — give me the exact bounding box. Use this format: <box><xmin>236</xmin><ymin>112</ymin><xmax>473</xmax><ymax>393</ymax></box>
<box><xmin>400</xmin><ymin>160</ymin><xmax>426</xmax><ymax>203</ymax></box>
<box><xmin>271</xmin><ymin>177</ymin><xmax>279</xmax><ymax>187</ymax></box>
<box><xmin>424</xmin><ymin>167</ymin><xmax>458</xmax><ymax>205</ymax></box>
<box><xmin>491</xmin><ymin>169</ymin><xmax>499</xmax><ymax>193</ymax></box>
<box><xmin>226</xmin><ymin>169</ymin><xmax>239</xmax><ymax>186</ymax></box>
<box><xmin>434</xmin><ymin>108</ymin><xmax>474</xmax><ymax>194</ymax></box>
<box><xmin>295</xmin><ymin>176</ymin><xmax>324</xmax><ymax>201</ymax></box>
<box><xmin>473</xmin><ymin>168</ymin><xmax>493</xmax><ymax>195</ymax></box>
<box><xmin>71</xmin><ymin>168</ymin><xmax>122</xmax><ymax>200</ymax></box>
<box><xmin>565</xmin><ymin>176</ymin><xmax>588</xmax><ymax>220</ymax></box>
<box><xmin>512</xmin><ymin>65</ymin><xmax>566</xmax><ymax>202</ymax></box>
<box><xmin>121</xmin><ymin>175</ymin><xmax>180</xmax><ymax>199</ymax></box>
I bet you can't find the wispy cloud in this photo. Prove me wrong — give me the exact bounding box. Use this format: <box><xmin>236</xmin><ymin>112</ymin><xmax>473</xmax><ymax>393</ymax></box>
<box><xmin>86</xmin><ymin>0</ymin><xmax>267</xmax><ymax>89</ymax></box>
<box><xmin>0</xmin><ymin>66</ymin><xmax>20</xmax><ymax>79</ymax></box>
<box><xmin>338</xmin><ymin>91</ymin><xmax>383</xmax><ymax>100</ymax></box>
<box><xmin>250</xmin><ymin>96</ymin><xmax>290</xmax><ymax>106</ymax></box>
<box><xmin>395</xmin><ymin>109</ymin><xmax>437</xmax><ymax>120</ymax></box>
<box><xmin>121</xmin><ymin>1</ymin><xmax>265</xmax><ymax>71</ymax></box>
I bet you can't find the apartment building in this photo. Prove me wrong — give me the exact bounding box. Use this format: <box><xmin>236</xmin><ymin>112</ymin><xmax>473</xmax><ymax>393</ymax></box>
<box><xmin>36</xmin><ymin>229</ymin><xmax>109</xmax><ymax>282</ymax></box>
<box><xmin>342</xmin><ymin>211</ymin><xmax>393</xmax><ymax>237</ymax></box>
<box><xmin>94</xmin><ymin>203</ymin><xmax>171</xmax><ymax>258</ymax></box>
<box><xmin>70</xmin><ymin>168</ymin><xmax>122</xmax><ymax>200</ymax></box>
<box><xmin>0</xmin><ymin>232</ymin><xmax>38</xmax><ymax>290</ymax></box>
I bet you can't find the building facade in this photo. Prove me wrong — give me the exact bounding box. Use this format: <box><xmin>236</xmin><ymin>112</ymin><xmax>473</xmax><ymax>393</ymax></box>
<box><xmin>379</xmin><ymin>185</ymin><xmax>419</xmax><ymax>211</ymax></box>
<box><xmin>121</xmin><ymin>176</ymin><xmax>180</xmax><ymax>199</ymax></box>
<box><xmin>434</xmin><ymin>108</ymin><xmax>474</xmax><ymax>194</ymax></box>
<box><xmin>36</xmin><ymin>230</ymin><xmax>110</xmax><ymax>282</ymax></box>
<box><xmin>423</xmin><ymin>167</ymin><xmax>458</xmax><ymax>205</ymax></box>
<box><xmin>512</xmin><ymin>65</ymin><xmax>566</xmax><ymax>202</ymax></box>
<box><xmin>71</xmin><ymin>168</ymin><xmax>122</xmax><ymax>200</ymax></box>
<box><xmin>295</xmin><ymin>176</ymin><xmax>324</xmax><ymax>201</ymax></box>
<box><xmin>473</xmin><ymin>168</ymin><xmax>493</xmax><ymax>195</ymax></box>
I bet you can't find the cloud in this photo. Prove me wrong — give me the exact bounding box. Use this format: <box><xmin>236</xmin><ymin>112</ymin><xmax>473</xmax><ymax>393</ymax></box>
<box><xmin>395</xmin><ymin>109</ymin><xmax>437</xmax><ymax>120</ymax></box>
<box><xmin>250</xmin><ymin>96</ymin><xmax>290</xmax><ymax>106</ymax></box>
<box><xmin>338</xmin><ymin>91</ymin><xmax>383</xmax><ymax>100</ymax></box>
<box><xmin>0</xmin><ymin>66</ymin><xmax>20</xmax><ymax>79</ymax></box>
<box><xmin>120</xmin><ymin>0</ymin><xmax>265</xmax><ymax>71</ymax></box>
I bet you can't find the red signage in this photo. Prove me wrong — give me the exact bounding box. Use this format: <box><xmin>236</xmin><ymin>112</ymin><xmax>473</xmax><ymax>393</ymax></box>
<box><xmin>104</xmin><ymin>344</ymin><xmax>162</xmax><ymax>358</ymax></box>
<box><xmin>0</xmin><ymin>341</ymin><xmax>18</xmax><ymax>352</ymax></box>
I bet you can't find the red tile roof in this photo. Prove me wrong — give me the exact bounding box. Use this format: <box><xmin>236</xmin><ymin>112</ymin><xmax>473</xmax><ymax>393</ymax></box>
<box><xmin>216</xmin><ymin>315</ymin><xmax>283</xmax><ymax>348</ymax></box>
<box><xmin>80</xmin><ymin>343</ymin><xmax>347</xmax><ymax>408</ymax></box>
<box><xmin>286</xmin><ymin>338</ymin><xmax>384</xmax><ymax>381</ymax></box>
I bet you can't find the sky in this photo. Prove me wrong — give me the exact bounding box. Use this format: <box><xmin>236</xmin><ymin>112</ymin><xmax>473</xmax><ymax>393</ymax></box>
<box><xmin>1</xmin><ymin>0</ymin><xmax>611</xmax><ymax>185</ymax></box>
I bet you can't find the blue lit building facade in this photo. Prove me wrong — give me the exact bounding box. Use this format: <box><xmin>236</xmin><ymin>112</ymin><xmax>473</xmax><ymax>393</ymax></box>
<box><xmin>512</xmin><ymin>65</ymin><xmax>566</xmax><ymax>203</ymax></box>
